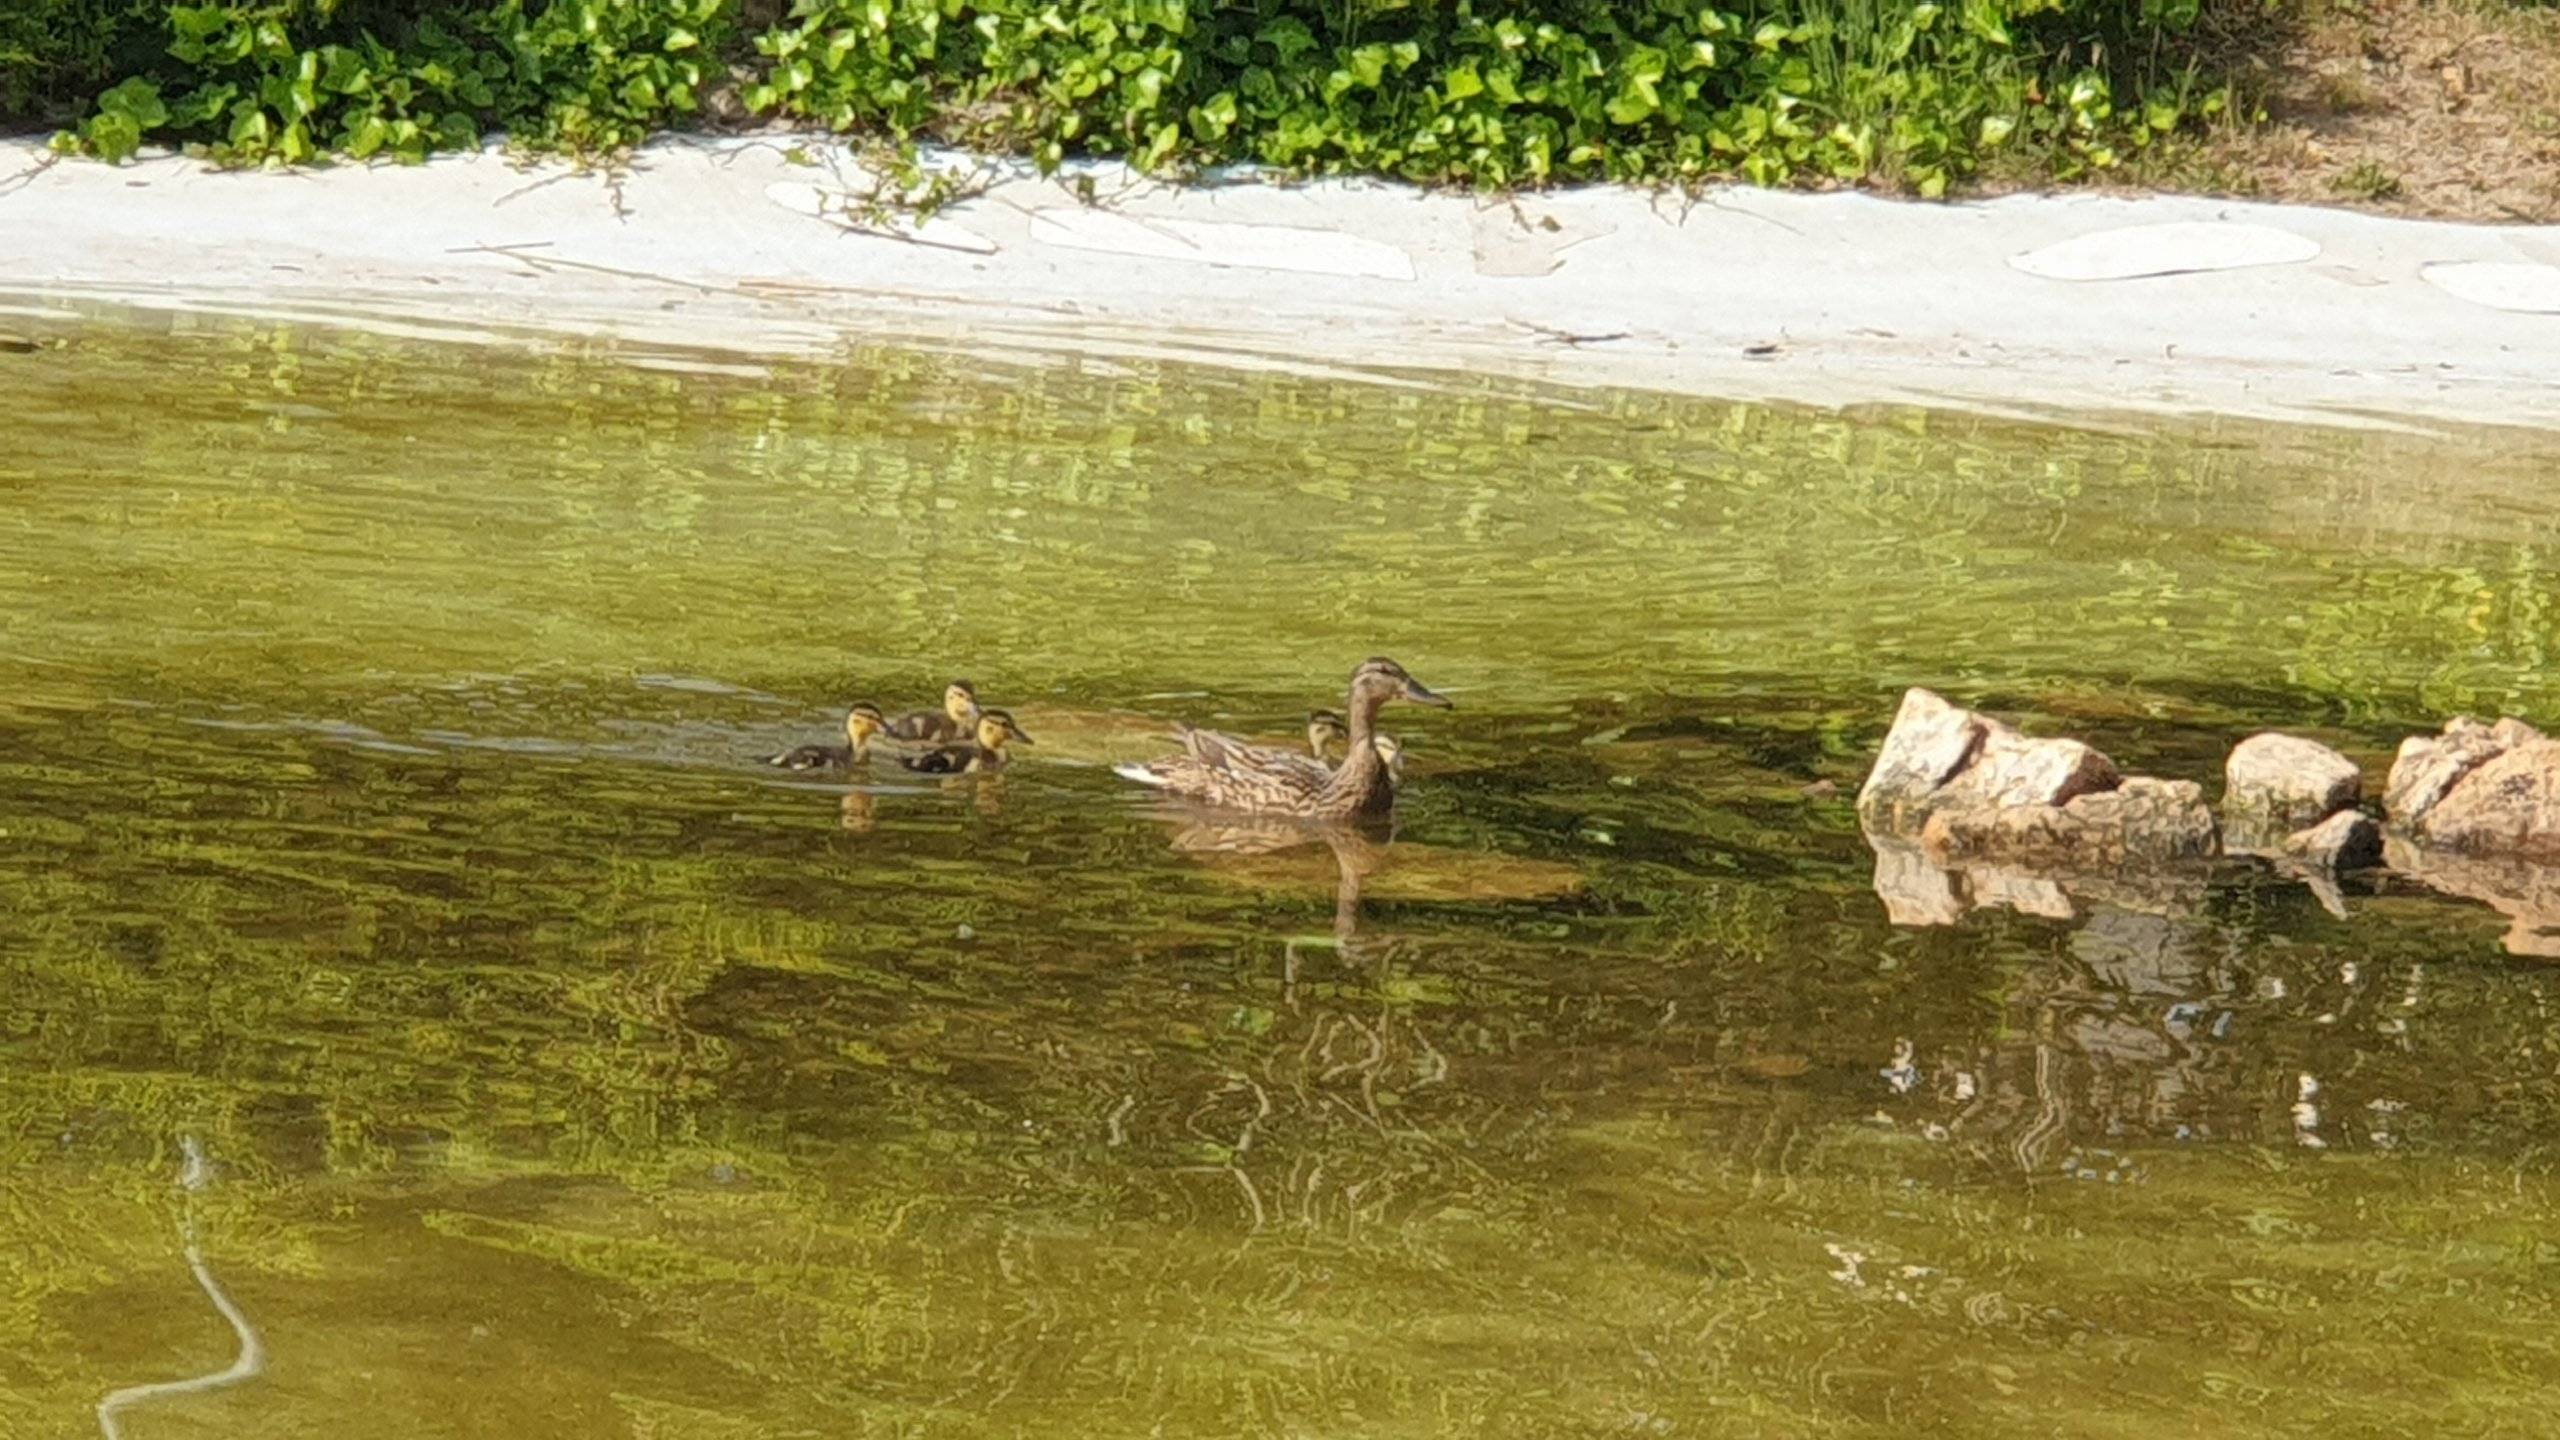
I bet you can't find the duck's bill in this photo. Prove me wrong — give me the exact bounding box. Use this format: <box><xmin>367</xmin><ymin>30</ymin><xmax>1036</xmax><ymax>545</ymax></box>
<box><xmin>1401</xmin><ymin>679</ymin><xmax>1453</xmax><ymax>708</ymax></box>
<box><xmin>1008</xmin><ymin>729</ymin><xmax>1037</xmax><ymax>744</ymax></box>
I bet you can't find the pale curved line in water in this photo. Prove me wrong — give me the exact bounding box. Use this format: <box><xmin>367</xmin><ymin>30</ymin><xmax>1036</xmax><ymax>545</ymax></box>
<box><xmin>95</xmin><ymin>1246</ymin><xmax>268</xmax><ymax>1439</ymax></box>
<box><xmin>98</xmin><ymin>1140</ymin><xmax>267</xmax><ymax>1440</ymax></box>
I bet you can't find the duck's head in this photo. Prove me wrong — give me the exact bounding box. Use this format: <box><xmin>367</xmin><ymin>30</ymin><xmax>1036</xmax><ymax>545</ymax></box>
<box><xmin>975</xmin><ymin>709</ymin><xmax>1033</xmax><ymax>750</ymax></box>
<box><xmin>844</xmin><ymin>702</ymin><xmax>887</xmax><ymax>745</ymax></box>
<box><xmin>945</xmin><ymin>680</ymin><xmax>981</xmax><ymax>724</ymax></box>
<box><xmin>1306</xmin><ymin>709</ymin><xmax>1350</xmax><ymax>757</ymax></box>
<box><xmin>1348</xmin><ymin>657</ymin><xmax>1452</xmax><ymax>714</ymax></box>
<box><xmin>1372</xmin><ymin>733</ymin><xmax>1407</xmax><ymax>783</ymax></box>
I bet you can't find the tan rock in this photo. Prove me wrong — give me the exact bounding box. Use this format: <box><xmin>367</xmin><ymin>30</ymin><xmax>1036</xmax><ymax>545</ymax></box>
<box><xmin>2224</xmin><ymin>732</ymin><xmax>2361</xmax><ymax>835</ymax></box>
<box><xmin>1868</xmin><ymin>835</ymin><xmax>1966</xmax><ymax>927</ymax></box>
<box><xmin>1859</xmin><ymin>687</ymin><xmax>2118</xmax><ymax>834</ymax></box>
<box><xmin>2383</xmin><ymin>716</ymin><xmax>2522</xmax><ymax>827</ymax></box>
<box><xmin>2405</xmin><ymin>739</ymin><xmax>2560</xmax><ymax>860</ymax></box>
<box><xmin>1921</xmin><ymin>778</ymin><xmax>2217</xmax><ymax>867</ymax></box>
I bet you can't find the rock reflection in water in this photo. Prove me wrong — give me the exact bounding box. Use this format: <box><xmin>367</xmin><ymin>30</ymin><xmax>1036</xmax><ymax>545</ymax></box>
<box><xmin>2383</xmin><ymin>836</ymin><xmax>2560</xmax><ymax>958</ymax></box>
<box><xmin>1861</xmin><ymin>828</ymin><xmax>2398</xmax><ymax>1170</ymax></box>
<box><xmin>1867</xmin><ymin>832</ymin><xmax>2211</xmax><ymax>927</ymax></box>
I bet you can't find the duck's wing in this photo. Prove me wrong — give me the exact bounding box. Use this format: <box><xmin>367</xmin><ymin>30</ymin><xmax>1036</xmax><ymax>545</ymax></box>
<box><xmin>1115</xmin><ymin>742</ymin><xmax>1327</xmax><ymax>812</ymax></box>
<box><xmin>1114</xmin><ymin>754</ymin><xmax>1217</xmax><ymax>792</ymax></box>
<box><xmin>1180</xmin><ymin>725</ymin><xmax>1329</xmax><ymax>781</ymax></box>
<box><xmin>764</xmin><ymin>743</ymin><xmax>849</xmax><ymax>771</ymax></box>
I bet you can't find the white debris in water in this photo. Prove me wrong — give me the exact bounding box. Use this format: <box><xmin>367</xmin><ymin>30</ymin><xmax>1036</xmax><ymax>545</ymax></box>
<box><xmin>1880</xmin><ymin>1037</ymin><xmax>1920</xmax><ymax>1094</ymax></box>
<box><xmin>2293</xmin><ymin>1072</ymin><xmax>2327</xmax><ymax>1149</ymax></box>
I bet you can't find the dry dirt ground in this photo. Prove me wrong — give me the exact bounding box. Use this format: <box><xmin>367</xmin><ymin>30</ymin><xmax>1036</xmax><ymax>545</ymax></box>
<box><xmin>2145</xmin><ymin>0</ymin><xmax>2560</xmax><ymax>222</ymax></box>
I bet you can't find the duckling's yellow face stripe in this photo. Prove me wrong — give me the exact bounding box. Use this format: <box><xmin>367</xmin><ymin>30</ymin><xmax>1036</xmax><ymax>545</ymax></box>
<box><xmin>945</xmin><ymin>686</ymin><xmax>978</xmax><ymax>721</ymax></box>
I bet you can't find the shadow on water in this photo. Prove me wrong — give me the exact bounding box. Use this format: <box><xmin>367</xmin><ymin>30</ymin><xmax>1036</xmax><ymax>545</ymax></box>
<box><xmin>6</xmin><ymin>306</ymin><xmax>2560</xmax><ymax>1434</ymax></box>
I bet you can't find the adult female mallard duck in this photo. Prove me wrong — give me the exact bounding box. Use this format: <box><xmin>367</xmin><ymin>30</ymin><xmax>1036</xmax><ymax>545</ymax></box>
<box><xmin>1115</xmin><ymin>658</ymin><xmax>1449</xmax><ymax>819</ymax></box>
<box><xmin>887</xmin><ymin>680</ymin><xmax>980</xmax><ymax>742</ymax></box>
<box><xmin>765</xmin><ymin>703</ymin><xmax>888</xmax><ymax>771</ymax></box>
<box><xmin>896</xmin><ymin>709</ymin><xmax>1034</xmax><ymax>774</ymax></box>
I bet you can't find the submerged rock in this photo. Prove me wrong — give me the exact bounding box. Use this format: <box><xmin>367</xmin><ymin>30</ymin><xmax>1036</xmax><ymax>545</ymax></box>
<box><xmin>1920</xmin><ymin>777</ymin><xmax>2219</xmax><ymax>867</ymax></box>
<box><xmin>1858</xmin><ymin>688</ymin><xmax>2120</xmax><ymax>832</ymax></box>
<box><xmin>2385</xmin><ymin>716</ymin><xmax>2560</xmax><ymax>859</ymax></box>
<box><xmin>2224</xmin><ymin>732</ymin><xmax>2361</xmax><ymax>836</ymax></box>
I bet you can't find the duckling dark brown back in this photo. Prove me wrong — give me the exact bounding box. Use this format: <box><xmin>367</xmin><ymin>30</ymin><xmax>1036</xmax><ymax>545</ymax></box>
<box><xmin>896</xmin><ymin>708</ymin><xmax>1032</xmax><ymax>774</ymax></box>
<box><xmin>766</xmin><ymin>704</ymin><xmax>887</xmax><ymax>770</ymax></box>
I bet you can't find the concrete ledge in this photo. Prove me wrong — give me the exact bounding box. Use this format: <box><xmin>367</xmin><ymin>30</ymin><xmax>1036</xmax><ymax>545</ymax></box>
<box><xmin>5</xmin><ymin>136</ymin><xmax>2557</xmax><ymax>430</ymax></box>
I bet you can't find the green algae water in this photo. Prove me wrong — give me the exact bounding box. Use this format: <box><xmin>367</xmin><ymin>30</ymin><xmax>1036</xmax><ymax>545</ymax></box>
<box><xmin>8</xmin><ymin>306</ymin><xmax>2560</xmax><ymax>1438</ymax></box>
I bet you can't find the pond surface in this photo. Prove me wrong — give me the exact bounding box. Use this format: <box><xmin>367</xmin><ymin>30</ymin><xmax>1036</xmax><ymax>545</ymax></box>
<box><xmin>7</xmin><ymin>307</ymin><xmax>2560</xmax><ymax>1437</ymax></box>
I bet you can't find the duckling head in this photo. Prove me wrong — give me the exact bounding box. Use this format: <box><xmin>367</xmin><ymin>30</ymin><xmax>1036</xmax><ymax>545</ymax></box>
<box><xmin>1372</xmin><ymin>733</ymin><xmax>1406</xmax><ymax>783</ymax></box>
<box><xmin>945</xmin><ymin>680</ymin><xmax>981</xmax><ymax>724</ymax></box>
<box><xmin>976</xmin><ymin>709</ymin><xmax>1033</xmax><ymax>751</ymax></box>
<box><xmin>844</xmin><ymin>702</ymin><xmax>888</xmax><ymax>746</ymax></box>
<box><xmin>1306</xmin><ymin>709</ymin><xmax>1350</xmax><ymax>758</ymax></box>
<box><xmin>1349</xmin><ymin>657</ymin><xmax>1452</xmax><ymax>714</ymax></box>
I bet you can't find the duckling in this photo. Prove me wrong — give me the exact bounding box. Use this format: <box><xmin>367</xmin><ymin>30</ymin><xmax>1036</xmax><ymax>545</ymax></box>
<box><xmin>765</xmin><ymin>703</ymin><xmax>887</xmax><ymax>770</ymax></box>
<box><xmin>886</xmin><ymin>679</ymin><xmax>980</xmax><ymax>742</ymax></box>
<box><xmin>1307</xmin><ymin>709</ymin><xmax>1351</xmax><ymax>759</ymax></box>
<box><xmin>897</xmin><ymin>708</ymin><xmax>1034</xmax><ymax>774</ymax></box>
<box><xmin>1115</xmin><ymin>658</ymin><xmax>1449</xmax><ymax>819</ymax></box>
<box><xmin>1371</xmin><ymin>732</ymin><xmax>1406</xmax><ymax>785</ymax></box>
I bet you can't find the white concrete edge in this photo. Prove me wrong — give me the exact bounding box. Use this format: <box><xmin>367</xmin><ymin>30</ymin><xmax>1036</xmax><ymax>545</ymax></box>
<box><xmin>4</xmin><ymin>134</ymin><xmax>2557</xmax><ymax>433</ymax></box>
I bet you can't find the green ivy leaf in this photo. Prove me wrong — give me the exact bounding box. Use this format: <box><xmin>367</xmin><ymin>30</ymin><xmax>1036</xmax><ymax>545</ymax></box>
<box><xmin>347</xmin><ymin>114</ymin><xmax>390</xmax><ymax>159</ymax></box>
<box><xmin>82</xmin><ymin>111</ymin><xmax>144</xmax><ymax>162</ymax></box>
<box><xmin>96</xmin><ymin>77</ymin><xmax>169</xmax><ymax>130</ymax></box>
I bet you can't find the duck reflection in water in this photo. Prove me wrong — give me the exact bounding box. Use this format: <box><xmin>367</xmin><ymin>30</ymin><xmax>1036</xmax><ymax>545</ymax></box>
<box><xmin>1155</xmin><ymin>809</ymin><xmax>1397</xmax><ymax>947</ymax></box>
<box><xmin>838</xmin><ymin>788</ymin><xmax>876</xmax><ymax>833</ymax></box>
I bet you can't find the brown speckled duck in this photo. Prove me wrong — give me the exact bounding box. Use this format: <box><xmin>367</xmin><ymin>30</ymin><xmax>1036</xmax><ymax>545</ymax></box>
<box><xmin>765</xmin><ymin>703</ymin><xmax>888</xmax><ymax>771</ymax></box>
<box><xmin>1115</xmin><ymin>658</ymin><xmax>1448</xmax><ymax>819</ymax></box>
<box><xmin>896</xmin><ymin>709</ymin><xmax>1034</xmax><ymax>774</ymax></box>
